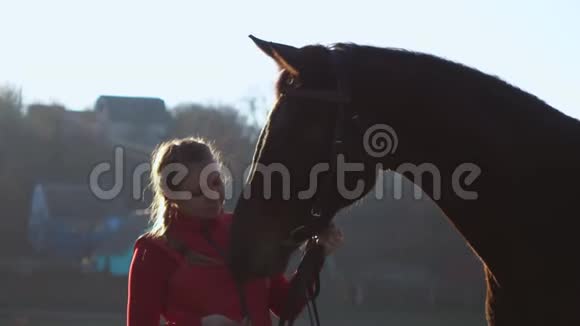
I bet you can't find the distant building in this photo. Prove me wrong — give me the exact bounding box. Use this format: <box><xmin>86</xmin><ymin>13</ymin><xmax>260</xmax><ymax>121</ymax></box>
<box><xmin>94</xmin><ymin>95</ymin><xmax>172</xmax><ymax>152</ymax></box>
<box><xmin>27</xmin><ymin>183</ymin><xmax>148</xmax><ymax>274</ymax></box>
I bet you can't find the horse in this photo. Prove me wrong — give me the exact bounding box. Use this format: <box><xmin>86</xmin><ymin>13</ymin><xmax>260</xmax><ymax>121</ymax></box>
<box><xmin>227</xmin><ymin>35</ymin><xmax>580</xmax><ymax>326</ymax></box>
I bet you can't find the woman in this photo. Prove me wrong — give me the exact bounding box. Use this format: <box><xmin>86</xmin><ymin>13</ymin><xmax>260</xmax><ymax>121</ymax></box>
<box><xmin>127</xmin><ymin>137</ymin><xmax>344</xmax><ymax>326</ymax></box>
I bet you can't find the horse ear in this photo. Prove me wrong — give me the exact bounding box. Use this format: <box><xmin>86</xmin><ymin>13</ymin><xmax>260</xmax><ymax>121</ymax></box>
<box><xmin>249</xmin><ymin>35</ymin><xmax>300</xmax><ymax>76</ymax></box>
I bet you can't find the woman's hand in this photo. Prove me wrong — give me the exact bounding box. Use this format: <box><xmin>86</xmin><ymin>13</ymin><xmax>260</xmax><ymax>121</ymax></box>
<box><xmin>317</xmin><ymin>222</ymin><xmax>344</xmax><ymax>256</ymax></box>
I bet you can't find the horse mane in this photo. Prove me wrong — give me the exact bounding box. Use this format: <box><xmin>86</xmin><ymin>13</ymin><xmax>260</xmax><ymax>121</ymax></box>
<box><xmin>326</xmin><ymin>42</ymin><xmax>580</xmax><ymax>143</ymax></box>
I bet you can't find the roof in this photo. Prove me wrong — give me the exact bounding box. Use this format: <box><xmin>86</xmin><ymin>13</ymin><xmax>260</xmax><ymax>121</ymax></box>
<box><xmin>63</xmin><ymin>110</ymin><xmax>97</xmax><ymax>123</ymax></box>
<box><xmin>39</xmin><ymin>183</ymin><xmax>129</xmax><ymax>221</ymax></box>
<box><xmin>27</xmin><ymin>104</ymin><xmax>66</xmax><ymax>115</ymax></box>
<box><xmin>95</xmin><ymin>95</ymin><xmax>170</xmax><ymax>124</ymax></box>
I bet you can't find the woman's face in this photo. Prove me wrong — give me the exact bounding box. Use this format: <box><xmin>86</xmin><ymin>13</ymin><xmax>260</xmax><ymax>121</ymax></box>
<box><xmin>172</xmin><ymin>160</ymin><xmax>225</xmax><ymax>219</ymax></box>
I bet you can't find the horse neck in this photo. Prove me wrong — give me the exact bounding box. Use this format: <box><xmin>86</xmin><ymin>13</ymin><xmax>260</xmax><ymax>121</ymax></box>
<box><xmin>359</xmin><ymin>51</ymin><xmax>580</xmax><ymax>185</ymax></box>
<box><xmin>354</xmin><ymin>54</ymin><xmax>580</xmax><ymax>276</ymax></box>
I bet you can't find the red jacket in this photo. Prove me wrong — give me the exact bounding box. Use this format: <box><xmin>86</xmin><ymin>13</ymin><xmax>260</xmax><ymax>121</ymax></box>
<box><xmin>127</xmin><ymin>212</ymin><xmax>311</xmax><ymax>326</ymax></box>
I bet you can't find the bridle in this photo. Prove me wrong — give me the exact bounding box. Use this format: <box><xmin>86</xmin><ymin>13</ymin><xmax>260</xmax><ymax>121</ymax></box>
<box><xmin>282</xmin><ymin>47</ymin><xmax>358</xmax><ymax>249</ymax></box>
<box><xmin>234</xmin><ymin>45</ymin><xmax>361</xmax><ymax>326</ymax></box>
<box><xmin>272</xmin><ymin>47</ymin><xmax>362</xmax><ymax>326</ymax></box>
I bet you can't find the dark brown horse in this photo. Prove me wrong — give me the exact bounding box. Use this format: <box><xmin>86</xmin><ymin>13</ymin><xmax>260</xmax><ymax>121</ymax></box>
<box><xmin>228</xmin><ymin>36</ymin><xmax>580</xmax><ymax>325</ymax></box>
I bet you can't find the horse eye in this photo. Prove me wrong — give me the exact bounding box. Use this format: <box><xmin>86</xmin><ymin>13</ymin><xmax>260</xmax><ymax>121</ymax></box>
<box><xmin>286</xmin><ymin>76</ymin><xmax>300</xmax><ymax>88</ymax></box>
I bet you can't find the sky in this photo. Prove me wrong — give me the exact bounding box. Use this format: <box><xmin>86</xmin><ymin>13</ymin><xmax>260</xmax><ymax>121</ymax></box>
<box><xmin>1</xmin><ymin>0</ymin><xmax>579</xmax><ymax>121</ymax></box>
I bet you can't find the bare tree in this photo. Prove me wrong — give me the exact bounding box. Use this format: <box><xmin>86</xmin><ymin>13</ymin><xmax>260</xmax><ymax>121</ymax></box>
<box><xmin>170</xmin><ymin>102</ymin><xmax>260</xmax><ymax>168</ymax></box>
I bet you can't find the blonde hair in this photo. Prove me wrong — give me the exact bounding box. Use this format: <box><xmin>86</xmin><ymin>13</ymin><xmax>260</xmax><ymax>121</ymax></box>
<box><xmin>148</xmin><ymin>137</ymin><xmax>221</xmax><ymax>238</ymax></box>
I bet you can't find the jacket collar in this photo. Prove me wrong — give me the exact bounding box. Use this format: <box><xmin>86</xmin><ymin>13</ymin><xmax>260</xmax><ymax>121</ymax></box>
<box><xmin>169</xmin><ymin>208</ymin><xmax>221</xmax><ymax>233</ymax></box>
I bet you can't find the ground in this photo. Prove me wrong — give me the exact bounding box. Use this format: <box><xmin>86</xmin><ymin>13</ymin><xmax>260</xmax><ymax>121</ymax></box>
<box><xmin>1</xmin><ymin>303</ymin><xmax>486</xmax><ymax>326</ymax></box>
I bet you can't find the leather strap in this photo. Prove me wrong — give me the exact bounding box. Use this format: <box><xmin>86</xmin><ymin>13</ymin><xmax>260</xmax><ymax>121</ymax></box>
<box><xmin>161</xmin><ymin>234</ymin><xmax>223</xmax><ymax>267</ymax></box>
